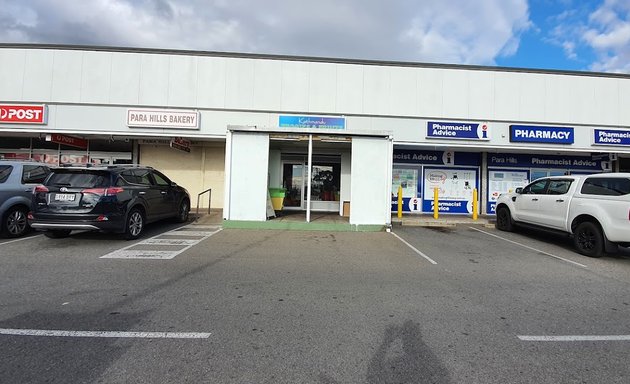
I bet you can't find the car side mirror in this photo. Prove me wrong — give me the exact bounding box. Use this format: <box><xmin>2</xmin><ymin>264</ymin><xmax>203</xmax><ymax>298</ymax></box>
<box><xmin>515</xmin><ymin>187</ymin><xmax>523</xmax><ymax>194</ymax></box>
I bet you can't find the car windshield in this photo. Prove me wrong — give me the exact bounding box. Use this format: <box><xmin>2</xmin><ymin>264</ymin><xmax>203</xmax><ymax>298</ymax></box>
<box><xmin>46</xmin><ymin>170</ymin><xmax>111</xmax><ymax>188</ymax></box>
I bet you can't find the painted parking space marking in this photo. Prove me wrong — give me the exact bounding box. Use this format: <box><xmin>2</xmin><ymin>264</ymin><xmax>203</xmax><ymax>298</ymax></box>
<box><xmin>469</xmin><ymin>227</ymin><xmax>588</xmax><ymax>268</ymax></box>
<box><xmin>0</xmin><ymin>234</ymin><xmax>43</xmax><ymax>247</ymax></box>
<box><xmin>0</xmin><ymin>328</ymin><xmax>210</xmax><ymax>339</ymax></box>
<box><xmin>164</xmin><ymin>230</ymin><xmax>217</xmax><ymax>237</ymax></box>
<box><xmin>391</xmin><ymin>231</ymin><xmax>437</xmax><ymax>265</ymax></box>
<box><xmin>518</xmin><ymin>335</ymin><xmax>630</xmax><ymax>342</ymax></box>
<box><xmin>142</xmin><ymin>238</ymin><xmax>200</xmax><ymax>246</ymax></box>
<box><xmin>101</xmin><ymin>250</ymin><xmax>182</xmax><ymax>260</ymax></box>
<box><xmin>100</xmin><ymin>225</ymin><xmax>222</xmax><ymax>260</ymax></box>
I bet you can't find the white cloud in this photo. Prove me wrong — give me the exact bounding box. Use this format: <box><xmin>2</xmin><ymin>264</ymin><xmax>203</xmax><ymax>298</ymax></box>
<box><xmin>0</xmin><ymin>0</ymin><xmax>530</xmax><ymax>65</ymax></box>
<box><xmin>582</xmin><ymin>0</ymin><xmax>630</xmax><ymax>73</ymax></box>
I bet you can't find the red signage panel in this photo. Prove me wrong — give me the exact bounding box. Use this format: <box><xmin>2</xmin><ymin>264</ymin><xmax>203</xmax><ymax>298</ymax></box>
<box><xmin>0</xmin><ymin>104</ymin><xmax>47</xmax><ymax>124</ymax></box>
<box><xmin>47</xmin><ymin>134</ymin><xmax>88</xmax><ymax>150</ymax></box>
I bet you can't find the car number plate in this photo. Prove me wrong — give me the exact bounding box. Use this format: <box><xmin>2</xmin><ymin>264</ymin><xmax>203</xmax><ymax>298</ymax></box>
<box><xmin>54</xmin><ymin>193</ymin><xmax>76</xmax><ymax>201</ymax></box>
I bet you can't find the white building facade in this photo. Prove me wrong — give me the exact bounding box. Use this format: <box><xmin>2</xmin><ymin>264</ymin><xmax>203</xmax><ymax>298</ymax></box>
<box><xmin>2</xmin><ymin>45</ymin><xmax>630</xmax><ymax>228</ymax></box>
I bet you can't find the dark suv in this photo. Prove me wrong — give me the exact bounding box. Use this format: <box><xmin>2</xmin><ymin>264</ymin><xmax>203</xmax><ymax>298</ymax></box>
<box><xmin>0</xmin><ymin>160</ymin><xmax>51</xmax><ymax>238</ymax></box>
<box><xmin>29</xmin><ymin>165</ymin><xmax>190</xmax><ymax>239</ymax></box>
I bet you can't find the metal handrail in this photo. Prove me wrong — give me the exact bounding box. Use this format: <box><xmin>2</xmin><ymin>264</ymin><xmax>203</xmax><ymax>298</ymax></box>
<box><xmin>196</xmin><ymin>188</ymin><xmax>212</xmax><ymax>215</ymax></box>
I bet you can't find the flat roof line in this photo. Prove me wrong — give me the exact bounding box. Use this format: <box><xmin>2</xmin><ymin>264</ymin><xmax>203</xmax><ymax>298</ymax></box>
<box><xmin>1</xmin><ymin>43</ymin><xmax>629</xmax><ymax>80</ymax></box>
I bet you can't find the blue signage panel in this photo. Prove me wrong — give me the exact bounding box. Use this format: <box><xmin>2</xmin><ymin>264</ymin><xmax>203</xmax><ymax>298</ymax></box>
<box><xmin>487</xmin><ymin>153</ymin><xmax>605</xmax><ymax>171</ymax></box>
<box><xmin>593</xmin><ymin>129</ymin><xmax>630</xmax><ymax>146</ymax></box>
<box><xmin>279</xmin><ymin>115</ymin><xmax>345</xmax><ymax>129</ymax></box>
<box><xmin>393</xmin><ymin>150</ymin><xmax>481</xmax><ymax>166</ymax></box>
<box><xmin>510</xmin><ymin>125</ymin><xmax>574</xmax><ymax>144</ymax></box>
<box><xmin>427</xmin><ymin>121</ymin><xmax>490</xmax><ymax>140</ymax></box>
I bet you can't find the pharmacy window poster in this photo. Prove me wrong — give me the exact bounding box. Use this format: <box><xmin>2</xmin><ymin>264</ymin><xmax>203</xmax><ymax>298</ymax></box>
<box><xmin>422</xmin><ymin>168</ymin><xmax>478</xmax><ymax>213</ymax></box>
<box><xmin>487</xmin><ymin>170</ymin><xmax>529</xmax><ymax>214</ymax></box>
<box><xmin>391</xmin><ymin>168</ymin><xmax>421</xmax><ymax>212</ymax></box>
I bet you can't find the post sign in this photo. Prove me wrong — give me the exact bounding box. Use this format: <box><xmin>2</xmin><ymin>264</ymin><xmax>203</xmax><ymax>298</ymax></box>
<box><xmin>0</xmin><ymin>104</ymin><xmax>47</xmax><ymax>124</ymax></box>
<box><xmin>510</xmin><ymin>125</ymin><xmax>574</xmax><ymax>144</ymax></box>
<box><xmin>127</xmin><ymin>109</ymin><xmax>200</xmax><ymax>129</ymax></box>
<box><xmin>46</xmin><ymin>133</ymin><xmax>88</xmax><ymax>149</ymax></box>
<box><xmin>593</xmin><ymin>129</ymin><xmax>630</xmax><ymax>146</ymax></box>
<box><xmin>279</xmin><ymin>115</ymin><xmax>345</xmax><ymax>129</ymax></box>
<box><xmin>427</xmin><ymin>121</ymin><xmax>490</xmax><ymax>140</ymax></box>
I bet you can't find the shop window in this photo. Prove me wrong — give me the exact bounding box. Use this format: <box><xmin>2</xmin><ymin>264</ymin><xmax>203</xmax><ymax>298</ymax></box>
<box><xmin>311</xmin><ymin>164</ymin><xmax>340</xmax><ymax>201</ymax></box>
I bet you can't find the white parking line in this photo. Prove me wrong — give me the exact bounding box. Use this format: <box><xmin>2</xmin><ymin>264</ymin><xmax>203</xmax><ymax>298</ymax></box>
<box><xmin>0</xmin><ymin>328</ymin><xmax>210</xmax><ymax>339</ymax></box>
<box><xmin>468</xmin><ymin>227</ymin><xmax>588</xmax><ymax>268</ymax></box>
<box><xmin>518</xmin><ymin>335</ymin><xmax>630</xmax><ymax>342</ymax></box>
<box><xmin>100</xmin><ymin>225</ymin><xmax>222</xmax><ymax>260</ymax></box>
<box><xmin>391</xmin><ymin>231</ymin><xmax>437</xmax><ymax>265</ymax></box>
<box><xmin>0</xmin><ymin>234</ymin><xmax>43</xmax><ymax>246</ymax></box>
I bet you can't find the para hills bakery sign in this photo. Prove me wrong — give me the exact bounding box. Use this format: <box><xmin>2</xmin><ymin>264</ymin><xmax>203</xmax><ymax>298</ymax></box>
<box><xmin>127</xmin><ymin>108</ymin><xmax>199</xmax><ymax>129</ymax></box>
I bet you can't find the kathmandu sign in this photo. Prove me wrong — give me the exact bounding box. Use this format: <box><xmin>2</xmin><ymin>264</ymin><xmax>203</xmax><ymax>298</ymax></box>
<box><xmin>127</xmin><ymin>109</ymin><xmax>200</xmax><ymax>129</ymax></box>
<box><xmin>0</xmin><ymin>104</ymin><xmax>47</xmax><ymax>124</ymax></box>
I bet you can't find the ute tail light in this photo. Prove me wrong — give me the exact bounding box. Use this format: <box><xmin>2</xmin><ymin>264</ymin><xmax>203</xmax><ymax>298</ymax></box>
<box><xmin>33</xmin><ymin>185</ymin><xmax>49</xmax><ymax>194</ymax></box>
<box><xmin>82</xmin><ymin>187</ymin><xmax>125</xmax><ymax>196</ymax></box>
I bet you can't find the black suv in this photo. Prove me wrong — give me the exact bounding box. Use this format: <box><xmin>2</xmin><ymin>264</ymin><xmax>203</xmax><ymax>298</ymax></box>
<box><xmin>29</xmin><ymin>165</ymin><xmax>190</xmax><ymax>239</ymax></box>
<box><xmin>0</xmin><ymin>160</ymin><xmax>51</xmax><ymax>238</ymax></box>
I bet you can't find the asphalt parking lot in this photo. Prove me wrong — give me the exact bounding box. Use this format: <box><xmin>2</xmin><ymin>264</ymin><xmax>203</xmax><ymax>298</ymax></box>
<box><xmin>1</xmin><ymin>222</ymin><xmax>630</xmax><ymax>383</ymax></box>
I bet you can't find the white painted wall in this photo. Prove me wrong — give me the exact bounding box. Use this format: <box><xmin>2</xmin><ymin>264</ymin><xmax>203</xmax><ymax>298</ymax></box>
<box><xmin>2</xmin><ymin>47</ymin><xmax>630</xmax><ymax>156</ymax></box>
<box><xmin>350</xmin><ymin>137</ymin><xmax>392</xmax><ymax>225</ymax></box>
<box><xmin>225</xmin><ymin>132</ymin><xmax>270</xmax><ymax>221</ymax></box>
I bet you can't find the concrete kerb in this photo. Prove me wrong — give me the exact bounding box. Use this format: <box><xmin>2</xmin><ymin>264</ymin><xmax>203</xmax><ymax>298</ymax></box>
<box><xmin>191</xmin><ymin>210</ymin><xmax>496</xmax><ymax>230</ymax></box>
<box><xmin>392</xmin><ymin>215</ymin><xmax>496</xmax><ymax>228</ymax></box>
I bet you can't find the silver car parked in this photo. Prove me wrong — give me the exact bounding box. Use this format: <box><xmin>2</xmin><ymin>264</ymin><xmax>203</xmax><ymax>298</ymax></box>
<box><xmin>0</xmin><ymin>160</ymin><xmax>51</xmax><ymax>238</ymax></box>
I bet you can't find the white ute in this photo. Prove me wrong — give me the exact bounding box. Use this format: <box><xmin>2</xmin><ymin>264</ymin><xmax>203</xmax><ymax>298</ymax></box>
<box><xmin>495</xmin><ymin>173</ymin><xmax>630</xmax><ymax>257</ymax></box>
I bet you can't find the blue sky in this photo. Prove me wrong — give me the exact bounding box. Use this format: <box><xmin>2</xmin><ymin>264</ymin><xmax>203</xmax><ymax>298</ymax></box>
<box><xmin>497</xmin><ymin>0</ymin><xmax>601</xmax><ymax>71</ymax></box>
<box><xmin>0</xmin><ymin>0</ymin><xmax>629</xmax><ymax>73</ymax></box>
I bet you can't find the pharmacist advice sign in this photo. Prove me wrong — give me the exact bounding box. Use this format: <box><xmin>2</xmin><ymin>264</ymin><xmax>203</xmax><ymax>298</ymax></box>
<box><xmin>427</xmin><ymin>121</ymin><xmax>490</xmax><ymax>140</ymax></box>
<box><xmin>127</xmin><ymin>109</ymin><xmax>199</xmax><ymax>129</ymax></box>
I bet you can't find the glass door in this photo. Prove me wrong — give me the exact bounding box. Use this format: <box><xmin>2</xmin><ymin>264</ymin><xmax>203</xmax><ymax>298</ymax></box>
<box><xmin>282</xmin><ymin>163</ymin><xmax>305</xmax><ymax>209</ymax></box>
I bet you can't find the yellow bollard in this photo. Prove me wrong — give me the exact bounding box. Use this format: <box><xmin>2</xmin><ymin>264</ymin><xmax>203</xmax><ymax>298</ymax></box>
<box><xmin>433</xmin><ymin>187</ymin><xmax>439</xmax><ymax>219</ymax></box>
<box><xmin>472</xmin><ymin>188</ymin><xmax>478</xmax><ymax>220</ymax></box>
<box><xmin>397</xmin><ymin>185</ymin><xmax>403</xmax><ymax>219</ymax></box>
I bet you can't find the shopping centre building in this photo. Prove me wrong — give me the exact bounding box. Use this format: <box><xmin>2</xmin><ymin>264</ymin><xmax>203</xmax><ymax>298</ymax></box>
<box><xmin>1</xmin><ymin>44</ymin><xmax>630</xmax><ymax>228</ymax></box>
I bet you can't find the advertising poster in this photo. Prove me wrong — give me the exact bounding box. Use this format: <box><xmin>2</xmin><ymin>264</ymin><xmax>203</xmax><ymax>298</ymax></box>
<box><xmin>391</xmin><ymin>168</ymin><xmax>421</xmax><ymax>212</ymax></box>
<box><xmin>422</xmin><ymin>168</ymin><xmax>477</xmax><ymax>214</ymax></box>
<box><xmin>487</xmin><ymin>170</ymin><xmax>529</xmax><ymax>214</ymax></box>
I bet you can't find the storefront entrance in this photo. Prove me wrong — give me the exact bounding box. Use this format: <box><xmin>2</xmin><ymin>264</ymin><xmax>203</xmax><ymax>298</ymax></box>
<box><xmin>282</xmin><ymin>155</ymin><xmax>341</xmax><ymax>212</ymax></box>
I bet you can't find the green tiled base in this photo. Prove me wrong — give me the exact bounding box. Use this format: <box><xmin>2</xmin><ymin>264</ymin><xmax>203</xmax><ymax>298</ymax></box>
<box><xmin>223</xmin><ymin>220</ymin><xmax>384</xmax><ymax>232</ymax></box>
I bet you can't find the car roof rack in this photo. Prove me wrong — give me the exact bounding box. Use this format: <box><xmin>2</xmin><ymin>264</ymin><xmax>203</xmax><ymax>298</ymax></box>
<box><xmin>105</xmin><ymin>164</ymin><xmax>153</xmax><ymax>169</ymax></box>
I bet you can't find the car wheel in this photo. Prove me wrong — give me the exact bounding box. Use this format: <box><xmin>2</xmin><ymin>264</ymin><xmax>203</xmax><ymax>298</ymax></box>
<box><xmin>124</xmin><ymin>208</ymin><xmax>144</xmax><ymax>240</ymax></box>
<box><xmin>175</xmin><ymin>199</ymin><xmax>190</xmax><ymax>223</ymax></box>
<box><xmin>2</xmin><ymin>206</ymin><xmax>29</xmax><ymax>238</ymax></box>
<box><xmin>574</xmin><ymin>221</ymin><xmax>604</xmax><ymax>258</ymax></box>
<box><xmin>495</xmin><ymin>206</ymin><xmax>514</xmax><ymax>232</ymax></box>
<box><xmin>44</xmin><ymin>230</ymin><xmax>72</xmax><ymax>239</ymax></box>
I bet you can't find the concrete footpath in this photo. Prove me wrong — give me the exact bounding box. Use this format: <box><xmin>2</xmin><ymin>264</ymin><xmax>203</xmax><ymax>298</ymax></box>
<box><xmin>191</xmin><ymin>209</ymin><xmax>496</xmax><ymax>230</ymax></box>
